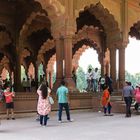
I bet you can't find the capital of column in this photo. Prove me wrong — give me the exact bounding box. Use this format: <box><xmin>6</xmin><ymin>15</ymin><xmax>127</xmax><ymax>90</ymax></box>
<box><xmin>52</xmin><ymin>30</ymin><xmax>60</xmax><ymax>40</ymax></box>
<box><xmin>117</xmin><ymin>41</ymin><xmax>128</xmax><ymax>49</ymax></box>
<box><xmin>64</xmin><ymin>34</ymin><xmax>73</xmax><ymax>40</ymax></box>
<box><xmin>52</xmin><ymin>16</ymin><xmax>76</xmax><ymax>39</ymax></box>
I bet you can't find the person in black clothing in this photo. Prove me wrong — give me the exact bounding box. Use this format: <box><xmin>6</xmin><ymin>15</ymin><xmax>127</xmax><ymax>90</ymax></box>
<box><xmin>31</xmin><ymin>79</ymin><xmax>36</xmax><ymax>92</ymax></box>
<box><xmin>72</xmin><ymin>69</ymin><xmax>77</xmax><ymax>87</ymax></box>
<box><xmin>105</xmin><ymin>74</ymin><xmax>113</xmax><ymax>95</ymax></box>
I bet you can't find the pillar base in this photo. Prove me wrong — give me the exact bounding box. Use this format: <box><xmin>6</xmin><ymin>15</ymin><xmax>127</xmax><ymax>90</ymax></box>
<box><xmin>52</xmin><ymin>78</ymin><xmax>78</xmax><ymax>93</ymax></box>
<box><xmin>119</xmin><ymin>80</ymin><xmax>125</xmax><ymax>89</ymax></box>
<box><xmin>52</xmin><ymin>79</ymin><xmax>62</xmax><ymax>93</ymax></box>
<box><xmin>64</xmin><ymin>78</ymin><xmax>78</xmax><ymax>92</ymax></box>
<box><xmin>112</xmin><ymin>81</ymin><xmax>117</xmax><ymax>91</ymax></box>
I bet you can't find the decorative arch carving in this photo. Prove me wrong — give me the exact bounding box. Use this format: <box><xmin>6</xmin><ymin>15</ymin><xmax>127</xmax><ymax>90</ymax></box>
<box><xmin>46</xmin><ymin>55</ymin><xmax>56</xmax><ymax>73</ymax></box>
<box><xmin>129</xmin><ymin>20</ymin><xmax>140</xmax><ymax>40</ymax></box>
<box><xmin>103</xmin><ymin>48</ymin><xmax>110</xmax><ymax>74</ymax></box>
<box><xmin>0</xmin><ymin>25</ymin><xmax>12</xmax><ymax>48</ymax></box>
<box><xmin>19</xmin><ymin>11</ymin><xmax>49</xmax><ymax>58</ymax></box>
<box><xmin>20</xmin><ymin>11</ymin><xmax>48</xmax><ymax>37</ymax></box>
<box><xmin>37</xmin><ymin>39</ymin><xmax>55</xmax><ymax>64</ymax></box>
<box><xmin>76</xmin><ymin>2</ymin><xmax>121</xmax><ymax>46</ymax></box>
<box><xmin>0</xmin><ymin>56</ymin><xmax>10</xmax><ymax>75</ymax></box>
<box><xmin>28</xmin><ymin>63</ymin><xmax>35</xmax><ymax>79</ymax></box>
<box><xmin>73</xmin><ymin>25</ymin><xmax>102</xmax><ymax>65</ymax></box>
<box><xmin>20</xmin><ymin>49</ymin><xmax>31</xmax><ymax>70</ymax></box>
<box><xmin>73</xmin><ymin>25</ymin><xmax>102</xmax><ymax>52</ymax></box>
<box><xmin>72</xmin><ymin>45</ymin><xmax>89</xmax><ymax>70</ymax></box>
<box><xmin>35</xmin><ymin>0</ymin><xmax>65</xmax><ymax>17</ymax></box>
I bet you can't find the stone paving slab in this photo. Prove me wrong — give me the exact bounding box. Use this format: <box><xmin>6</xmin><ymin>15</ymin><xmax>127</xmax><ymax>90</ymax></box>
<box><xmin>0</xmin><ymin>111</ymin><xmax>140</xmax><ymax>140</ymax></box>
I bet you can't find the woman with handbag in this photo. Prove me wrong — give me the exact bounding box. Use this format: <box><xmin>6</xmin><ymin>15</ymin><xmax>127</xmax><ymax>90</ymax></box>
<box><xmin>37</xmin><ymin>84</ymin><xmax>51</xmax><ymax>126</ymax></box>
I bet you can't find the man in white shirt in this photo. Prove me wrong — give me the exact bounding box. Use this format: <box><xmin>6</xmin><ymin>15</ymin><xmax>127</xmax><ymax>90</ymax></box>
<box><xmin>92</xmin><ymin>68</ymin><xmax>99</xmax><ymax>92</ymax></box>
<box><xmin>86</xmin><ymin>68</ymin><xmax>93</xmax><ymax>91</ymax></box>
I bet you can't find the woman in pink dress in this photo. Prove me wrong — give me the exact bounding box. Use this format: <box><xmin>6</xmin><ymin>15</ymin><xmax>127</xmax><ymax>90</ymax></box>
<box><xmin>134</xmin><ymin>85</ymin><xmax>140</xmax><ymax>111</ymax></box>
<box><xmin>37</xmin><ymin>84</ymin><xmax>51</xmax><ymax>126</ymax></box>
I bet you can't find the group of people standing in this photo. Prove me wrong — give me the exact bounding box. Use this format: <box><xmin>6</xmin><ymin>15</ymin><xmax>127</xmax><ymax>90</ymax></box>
<box><xmin>2</xmin><ymin>72</ymin><xmax>140</xmax><ymax>127</ymax></box>
<box><xmin>36</xmin><ymin>80</ymin><xmax>72</xmax><ymax>126</ymax></box>
<box><xmin>122</xmin><ymin>81</ymin><xmax>140</xmax><ymax>117</ymax></box>
<box><xmin>86</xmin><ymin>68</ymin><xmax>99</xmax><ymax>92</ymax></box>
<box><xmin>0</xmin><ymin>75</ymin><xmax>72</xmax><ymax>126</ymax></box>
<box><xmin>86</xmin><ymin>67</ymin><xmax>113</xmax><ymax>94</ymax></box>
<box><xmin>101</xmin><ymin>80</ymin><xmax>140</xmax><ymax>118</ymax></box>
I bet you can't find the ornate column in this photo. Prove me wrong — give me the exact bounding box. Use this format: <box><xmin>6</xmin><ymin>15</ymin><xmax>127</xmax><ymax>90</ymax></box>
<box><xmin>62</xmin><ymin>0</ymin><xmax>76</xmax><ymax>91</ymax></box>
<box><xmin>34</xmin><ymin>62</ymin><xmax>39</xmax><ymax>89</ymax></box>
<box><xmin>121</xmin><ymin>0</ymin><xmax>128</xmax><ymax>43</ymax></box>
<box><xmin>118</xmin><ymin>0</ymin><xmax>128</xmax><ymax>89</ymax></box>
<box><xmin>105</xmin><ymin>62</ymin><xmax>110</xmax><ymax>75</ymax></box>
<box><xmin>109</xmin><ymin>47</ymin><xmax>117</xmax><ymax>89</ymax></box>
<box><xmin>53</xmin><ymin>37</ymin><xmax>64</xmax><ymax>91</ymax></box>
<box><xmin>99</xmin><ymin>53</ymin><xmax>104</xmax><ymax>76</ymax></box>
<box><xmin>14</xmin><ymin>54</ymin><xmax>22</xmax><ymax>91</ymax></box>
<box><xmin>49</xmin><ymin>72</ymin><xmax>53</xmax><ymax>89</ymax></box>
<box><xmin>14</xmin><ymin>37</ymin><xmax>22</xmax><ymax>91</ymax></box>
<box><xmin>64</xmin><ymin>35</ymin><xmax>76</xmax><ymax>90</ymax></box>
<box><xmin>119</xmin><ymin>46</ymin><xmax>125</xmax><ymax>89</ymax></box>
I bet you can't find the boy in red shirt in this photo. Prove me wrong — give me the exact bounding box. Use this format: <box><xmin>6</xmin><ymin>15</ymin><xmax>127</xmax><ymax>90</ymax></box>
<box><xmin>3</xmin><ymin>85</ymin><xmax>15</xmax><ymax>120</ymax></box>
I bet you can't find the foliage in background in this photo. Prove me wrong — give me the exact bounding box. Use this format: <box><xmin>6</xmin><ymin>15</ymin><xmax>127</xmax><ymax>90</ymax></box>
<box><xmin>125</xmin><ymin>71</ymin><xmax>140</xmax><ymax>87</ymax></box>
<box><xmin>76</xmin><ymin>67</ymin><xmax>87</xmax><ymax>92</ymax></box>
<box><xmin>52</xmin><ymin>72</ymin><xmax>56</xmax><ymax>84</ymax></box>
<box><xmin>21</xmin><ymin>63</ymin><xmax>140</xmax><ymax>89</ymax></box>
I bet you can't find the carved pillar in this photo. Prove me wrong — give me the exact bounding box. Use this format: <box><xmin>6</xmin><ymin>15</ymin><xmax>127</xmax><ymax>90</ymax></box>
<box><xmin>99</xmin><ymin>53</ymin><xmax>104</xmax><ymax>76</ymax></box>
<box><xmin>14</xmin><ymin>54</ymin><xmax>22</xmax><ymax>91</ymax></box>
<box><xmin>119</xmin><ymin>47</ymin><xmax>125</xmax><ymax>89</ymax></box>
<box><xmin>101</xmin><ymin>64</ymin><xmax>104</xmax><ymax>76</ymax></box>
<box><xmin>46</xmin><ymin>70</ymin><xmax>49</xmax><ymax>82</ymax></box>
<box><xmin>110</xmin><ymin>48</ymin><xmax>117</xmax><ymax>89</ymax></box>
<box><xmin>49</xmin><ymin>72</ymin><xmax>53</xmax><ymax>89</ymax></box>
<box><xmin>119</xmin><ymin>0</ymin><xmax>128</xmax><ymax>89</ymax></box>
<box><xmin>34</xmin><ymin>62</ymin><xmax>38</xmax><ymax>89</ymax></box>
<box><xmin>64</xmin><ymin>35</ymin><xmax>76</xmax><ymax>90</ymax></box>
<box><xmin>105</xmin><ymin>62</ymin><xmax>110</xmax><ymax>75</ymax></box>
<box><xmin>53</xmin><ymin>38</ymin><xmax>64</xmax><ymax>91</ymax></box>
<box><xmin>121</xmin><ymin>0</ymin><xmax>128</xmax><ymax>43</ymax></box>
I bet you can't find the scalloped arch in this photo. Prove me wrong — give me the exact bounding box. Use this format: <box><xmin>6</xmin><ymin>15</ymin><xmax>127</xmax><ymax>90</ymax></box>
<box><xmin>129</xmin><ymin>20</ymin><xmax>140</xmax><ymax>40</ymax></box>
<box><xmin>37</xmin><ymin>39</ymin><xmax>55</xmax><ymax>64</ymax></box>
<box><xmin>20</xmin><ymin>49</ymin><xmax>31</xmax><ymax>65</ymax></box>
<box><xmin>76</xmin><ymin>2</ymin><xmax>121</xmax><ymax>45</ymax></box>
<box><xmin>0</xmin><ymin>25</ymin><xmax>12</xmax><ymax>48</ymax></box>
<box><xmin>35</xmin><ymin>0</ymin><xmax>65</xmax><ymax>17</ymax></box>
<box><xmin>47</xmin><ymin>54</ymin><xmax>56</xmax><ymax>72</ymax></box>
<box><xmin>20</xmin><ymin>12</ymin><xmax>47</xmax><ymax>37</ymax></box>
<box><xmin>73</xmin><ymin>25</ymin><xmax>102</xmax><ymax>50</ymax></box>
<box><xmin>0</xmin><ymin>56</ymin><xmax>10</xmax><ymax>75</ymax></box>
<box><xmin>72</xmin><ymin>45</ymin><xmax>89</xmax><ymax>69</ymax></box>
<box><xmin>0</xmin><ymin>31</ymin><xmax>12</xmax><ymax>48</ymax></box>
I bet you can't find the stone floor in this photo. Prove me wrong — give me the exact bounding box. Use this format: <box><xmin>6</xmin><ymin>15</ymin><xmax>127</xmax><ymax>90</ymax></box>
<box><xmin>0</xmin><ymin>110</ymin><xmax>140</xmax><ymax>140</ymax></box>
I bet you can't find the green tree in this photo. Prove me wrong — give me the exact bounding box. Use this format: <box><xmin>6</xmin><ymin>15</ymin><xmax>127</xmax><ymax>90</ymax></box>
<box><xmin>135</xmin><ymin>73</ymin><xmax>140</xmax><ymax>84</ymax></box>
<box><xmin>76</xmin><ymin>67</ymin><xmax>87</xmax><ymax>92</ymax></box>
<box><xmin>125</xmin><ymin>71</ymin><xmax>139</xmax><ymax>87</ymax></box>
<box><xmin>52</xmin><ymin>72</ymin><xmax>56</xmax><ymax>84</ymax></box>
<box><xmin>87</xmin><ymin>64</ymin><xmax>93</xmax><ymax>71</ymax></box>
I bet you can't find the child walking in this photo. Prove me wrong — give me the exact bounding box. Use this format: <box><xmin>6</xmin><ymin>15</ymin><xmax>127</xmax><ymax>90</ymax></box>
<box><xmin>37</xmin><ymin>84</ymin><xmax>51</xmax><ymax>126</ymax></box>
<box><xmin>3</xmin><ymin>85</ymin><xmax>15</xmax><ymax>120</ymax></box>
<box><xmin>101</xmin><ymin>84</ymin><xmax>113</xmax><ymax>116</ymax></box>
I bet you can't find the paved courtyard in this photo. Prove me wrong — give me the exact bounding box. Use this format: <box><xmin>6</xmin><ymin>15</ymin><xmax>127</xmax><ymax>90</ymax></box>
<box><xmin>0</xmin><ymin>110</ymin><xmax>140</xmax><ymax>140</ymax></box>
